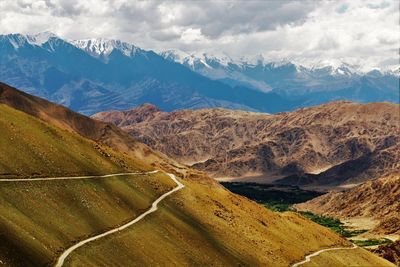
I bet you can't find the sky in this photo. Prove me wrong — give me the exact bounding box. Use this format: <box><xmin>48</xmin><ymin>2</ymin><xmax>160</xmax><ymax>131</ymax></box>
<box><xmin>0</xmin><ymin>0</ymin><xmax>399</xmax><ymax>70</ymax></box>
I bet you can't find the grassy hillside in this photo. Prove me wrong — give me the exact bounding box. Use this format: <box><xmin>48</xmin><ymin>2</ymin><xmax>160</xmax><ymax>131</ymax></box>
<box><xmin>0</xmin><ymin>82</ymin><xmax>179</xmax><ymax>171</ymax></box>
<box><xmin>0</xmin><ymin>172</ymin><xmax>174</xmax><ymax>266</ymax></box>
<box><xmin>0</xmin><ymin>104</ymin><xmax>149</xmax><ymax>178</ymax></box>
<box><xmin>300</xmin><ymin>247</ymin><xmax>395</xmax><ymax>267</ymax></box>
<box><xmin>63</xmin><ymin>176</ymin><xmax>393</xmax><ymax>267</ymax></box>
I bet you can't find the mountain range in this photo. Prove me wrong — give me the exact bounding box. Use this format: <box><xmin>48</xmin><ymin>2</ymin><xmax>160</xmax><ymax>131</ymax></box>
<box><xmin>92</xmin><ymin>101</ymin><xmax>400</xmax><ymax>190</ymax></box>
<box><xmin>92</xmin><ymin>99</ymin><xmax>400</xmax><ymax>264</ymax></box>
<box><xmin>159</xmin><ymin>51</ymin><xmax>399</xmax><ymax>104</ymax></box>
<box><xmin>1</xmin><ymin>82</ymin><xmax>394</xmax><ymax>266</ymax></box>
<box><xmin>0</xmin><ymin>32</ymin><xmax>398</xmax><ymax>115</ymax></box>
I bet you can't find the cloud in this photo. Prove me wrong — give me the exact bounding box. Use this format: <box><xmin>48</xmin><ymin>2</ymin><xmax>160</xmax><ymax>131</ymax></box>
<box><xmin>0</xmin><ymin>0</ymin><xmax>398</xmax><ymax>70</ymax></box>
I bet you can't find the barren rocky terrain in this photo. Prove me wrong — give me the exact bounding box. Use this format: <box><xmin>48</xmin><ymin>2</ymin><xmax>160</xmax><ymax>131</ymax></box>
<box><xmin>93</xmin><ymin>101</ymin><xmax>400</xmax><ymax>189</ymax></box>
<box><xmin>295</xmin><ymin>172</ymin><xmax>400</xmax><ymax>238</ymax></box>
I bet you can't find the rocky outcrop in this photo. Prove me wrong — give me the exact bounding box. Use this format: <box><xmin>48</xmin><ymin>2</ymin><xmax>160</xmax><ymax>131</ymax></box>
<box><xmin>93</xmin><ymin>101</ymin><xmax>400</xmax><ymax>187</ymax></box>
<box><xmin>294</xmin><ymin>173</ymin><xmax>400</xmax><ymax>235</ymax></box>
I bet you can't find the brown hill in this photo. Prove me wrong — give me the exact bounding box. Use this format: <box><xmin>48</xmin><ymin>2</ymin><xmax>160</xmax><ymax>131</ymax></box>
<box><xmin>372</xmin><ymin>241</ymin><xmax>400</xmax><ymax>266</ymax></box>
<box><xmin>295</xmin><ymin>172</ymin><xmax>400</xmax><ymax>238</ymax></box>
<box><xmin>93</xmin><ymin>101</ymin><xmax>400</xmax><ymax>189</ymax></box>
<box><xmin>1</xmin><ymin>82</ymin><xmax>392</xmax><ymax>266</ymax></box>
<box><xmin>0</xmin><ymin>83</ymin><xmax>180</xmax><ymax>172</ymax></box>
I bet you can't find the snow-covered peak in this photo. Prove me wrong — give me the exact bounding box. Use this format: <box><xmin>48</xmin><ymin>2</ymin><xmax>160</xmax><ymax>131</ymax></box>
<box><xmin>159</xmin><ymin>49</ymin><xmax>190</xmax><ymax>64</ymax></box>
<box><xmin>160</xmin><ymin>50</ymin><xmax>303</xmax><ymax>70</ymax></box>
<box><xmin>0</xmin><ymin>32</ymin><xmax>59</xmax><ymax>49</ymax></box>
<box><xmin>0</xmin><ymin>34</ymin><xmax>27</xmax><ymax>49</ymax></box>
<box><xmin>297</xmin><ymin>59</ymin><xmax>363</xmax><ymax>76</ymax></box>
<box><xmin>384</xmin><ymin>66</ymin><xmax>400</xmax><ymax>77</ymax></box>
<box><xmin>160</xmin><ymin>49</ymin><xmax>239</xmax><ymax>69</ymax></box>
<box><xmin>159</xmin><ymin>50</ymin><xmax>400</xmax><ymax>77</ymax></box>
<box><xmin>26</xmin><ymin>31</ymin><xmax>58</xmax><ymax>46</ymax></box>
<box><xmin>72</xmin><ymin>38</ymin><xmax>142</xmax><ymax>58</ymax></box>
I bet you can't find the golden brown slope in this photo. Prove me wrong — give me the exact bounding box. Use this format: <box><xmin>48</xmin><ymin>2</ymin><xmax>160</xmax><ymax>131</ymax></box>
<box><xmin>0</xmin><ymin>104</ymin><xmax>148</xmax><ymax>178</ymax></box>
<box><xmin>64</xmin><ymin>176</ymin><xmax>391</xmax><ymax>267</ymax></box>
<box><xmin>0</xmin><ymin>83</ymin><xmax>183</xmax><ymax>172</ymax></box>
<box><xmin>0</xmin><ymin>83</ymin><xmax>393</xmax><ymax>266</ymax></box>
<box><xmin>93</xmin><ymin>101</ymin><xmax>400</xmax><ymax>188</ymax></box>
<box><xmin>295</xmin><ymin>173</ymin><xmax>400</xmax><ymax>238</ymax></box>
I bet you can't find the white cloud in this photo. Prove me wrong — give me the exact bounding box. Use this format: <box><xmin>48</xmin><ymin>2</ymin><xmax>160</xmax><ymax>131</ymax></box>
<box><xmin>0</xmin><ymin>0</ymin><xmax>398</xmax><ymax>70</ymax></box>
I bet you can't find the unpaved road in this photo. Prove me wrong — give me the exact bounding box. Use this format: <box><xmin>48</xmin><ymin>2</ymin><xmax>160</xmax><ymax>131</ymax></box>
<box><xmin>54</xmin><ymin>171</ymin><xmax>184</xmax><ymax>267</ymax></box>
<box><xmin>0</xmin><ymin>170</ymin><xmax>184</xmax><ymax>267</ymax></box>
<box><xmin>0</xmin><ymin>170</ymin><xmax>158</xmax><ymax>182</ymax></box>
<box><xmin>291</xmin><ymin>243</ymin><xmax>358</xmax><ymax>267</ymax></box>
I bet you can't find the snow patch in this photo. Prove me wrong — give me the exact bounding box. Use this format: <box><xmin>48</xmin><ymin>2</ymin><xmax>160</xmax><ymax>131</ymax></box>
<box><xmin>72</xmin><ymin>38</ymin><xmax>142</xmax><ymax>58</ymax></box>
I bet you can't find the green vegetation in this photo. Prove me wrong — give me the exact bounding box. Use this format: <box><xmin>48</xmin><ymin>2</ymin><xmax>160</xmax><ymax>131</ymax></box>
<box><xmin>220</xmin><ymin>182</ymin><xmax>323</xmax><ymax>212</ymax></box>
<box><xmin>352</xmin><ymin>239</ymin><xmax>393</xmax><ymax>247</ymax></box>
<box><xmin>262</xmin><ymin>202</ymin><xmax>293</xmax><ymax>212</ymax></box>
<box><xmin>220</xmin><ymin>182</ymin><xmax>370</xmax><ymax>239</ymax></box>
<box><xmin>63</xmin><ymin>177</ymin><xmax>351</xmax><ymax>267</ymax></box>
<box><xmin>298</xmin><ymin>211</ymin><xmax>368</xmax><ymax>237</ymax></box>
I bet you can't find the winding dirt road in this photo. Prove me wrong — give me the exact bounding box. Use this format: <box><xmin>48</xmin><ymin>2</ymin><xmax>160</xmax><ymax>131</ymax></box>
<box><xmin>0</xmin><ymin>170</ymin><xmax>158</xmax><ymax>182</ymax></box>
<box><xmin>54</xmin><ymin>171</ymin><xmax>184</xmax><ymax>267</ymax></box>
<box><xmin>0</xmin><ymin>170</ymin><xmax>184</xmax><ymax>267</ymax></box>
<box><xmin>291</xmin><ymin>243</ymin><xmax>358</xmax><ymax>267</ymax></box>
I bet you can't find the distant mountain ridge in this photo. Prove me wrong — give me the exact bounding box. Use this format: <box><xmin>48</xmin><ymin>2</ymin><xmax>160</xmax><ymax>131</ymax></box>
<box><xmin>92</xmin><ymin>101</ymin><xmax>400</xmax><ymax>190</ymax></box>
<box><xmin>0</xmin><ymin>32</ymin><xmax>295</xmax><ymax>115</ymax></box>
<box><xmin>0</xmin><ymin>32</ymin><xmax>398</xmax><ymax>116</ymax></box>
<box><xmin>160</xmin><ymin>50</ymin><xmax>399</xmax><ymax>103</ymax></box>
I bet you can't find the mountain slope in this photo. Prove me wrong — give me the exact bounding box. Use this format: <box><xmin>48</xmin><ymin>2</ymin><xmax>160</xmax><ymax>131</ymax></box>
<box><xmin>295</xmin><ymin>172</ymin><xmax>400</xmax><ymax>238</ymax></box>
<box><xmin>93</xmin><ymin>101</ymin><xmax>400</xmax><ymax>189</ymax></box>
<box><xmin>0</xmin><ymin>82</ymin><xmax>177</xmax><ymax>170</ymax></box>
<box><xmin>0</xmin><ymin>103</ymin><xmax>147</xmax><ymax>178</ymax></box>
<box><xmin>0</xmin><ymin>83</ymin><xmax>392</xmax><ymax>266</ymax></box>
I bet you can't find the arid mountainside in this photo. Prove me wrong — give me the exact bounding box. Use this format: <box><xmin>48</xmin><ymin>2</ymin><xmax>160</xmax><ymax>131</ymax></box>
<box><xmin>93</xmin><ymin>101</ymin><xmax>400</xmax><ymax>188</ymax></box>
<box><xmin>1</xmin><ymin>82</ymin><xmax>392</xmax><ymax>266</ymax></box>
<box><xmin>372</xmin><ymin>241</ymin><xmax>400</xmax><ymax>266</ymax></box>
<box><xmin>0</xmin><ymin>83</ymin><xmax>180</xmax><ymax>172</ymax></box>
<box><xmin>295</xmin><ymin>172</ymin><xmax>400</xmax><ymax>238</ymax></box>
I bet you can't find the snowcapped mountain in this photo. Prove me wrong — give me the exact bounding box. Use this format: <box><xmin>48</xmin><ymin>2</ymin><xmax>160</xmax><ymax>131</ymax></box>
<box><xmin>160</xmin><ymin>50</ymin><xmax>397</xmax><ymax>77</ymax></box>
<box><xmin>0</xmin><ymin>32</ymin><xmax>61</xmax><ymax>51</ymax></box>
<box><xmin>159</xmin><ymin>49</ymin><xmax>399</xmax><ymax>99</ymax></box>
<box><xmin>160</xmin><ymin>49</ymin><xmax>380</xmax><ymax>78</ymax></box>
<box><xmin>0</xmin><ymin>32</ymin><xmax>398</xmax><ymax>115</ymax></box>
<box><xmin>1</xmin><ymin>32</ymin><xmax>147</xmax><ymax>59</ymax></box>
<box><xmin>72</xmin><ymin>38</ymin><xmax>145</xmax><ymax>59</ymax></box>
<box><xmin>0</xmin><ymin>32</ymin><xmax>295</xmax><ymax>115</ymax></box>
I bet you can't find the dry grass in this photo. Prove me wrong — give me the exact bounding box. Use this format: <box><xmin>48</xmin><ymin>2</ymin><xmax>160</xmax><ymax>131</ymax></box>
<box><xmin>300</xmin><ymin>247</ymin><xmax>396</xmax><ymax>267</ymax></box>
<box><xmin>0</xmin><ymin>104</ymin><xmax>150</xmax><ymax>178</ymax></box>
<box><xmin>0</xmin><ymin>172</ymin><xmax>174</xmax><ymax>266</ymax></box>
<box><xmin>61</xmin><ymin>179</ymin><xmax>393</xmax><ymax>267</ymax></box>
